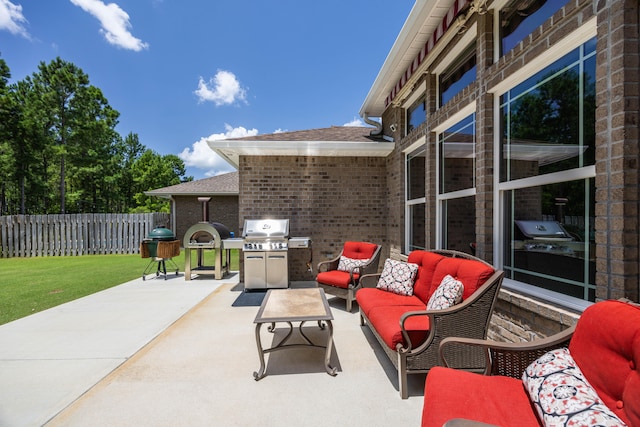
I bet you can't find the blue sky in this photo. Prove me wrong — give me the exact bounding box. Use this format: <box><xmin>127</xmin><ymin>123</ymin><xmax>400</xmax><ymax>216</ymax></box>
<box><xmin>1</xmin><ymin>0</ymin><xmax>412</xmax><ymax>180</ymax></box>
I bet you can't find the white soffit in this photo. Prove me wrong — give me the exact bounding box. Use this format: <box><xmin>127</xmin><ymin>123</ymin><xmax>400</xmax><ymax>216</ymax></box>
<box><xmin>208</xmin><ymin>140</ymin><xmax>395</xmax><ymax>169</ymax></box>
<box><xmin>360</xmin><ymin>0</ymin><xmax>456</xmax><ymax>117</ymax></box>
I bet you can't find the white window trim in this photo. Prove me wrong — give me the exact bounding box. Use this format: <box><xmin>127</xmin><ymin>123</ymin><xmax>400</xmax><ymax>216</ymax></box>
<box><xmin>405</xmin><ymin>137</ymin><xmax>427</xmax><ymax>254</ymax></box>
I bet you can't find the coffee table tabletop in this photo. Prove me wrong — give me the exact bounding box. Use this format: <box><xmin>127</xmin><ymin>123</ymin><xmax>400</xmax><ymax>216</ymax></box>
<box><xmin>254</xmin><ymin>287</ymin><xmax>333</xmax><ymax>323</ymax></box>
<box><xmin>253</xmin><ymin>287</ymin><xmax>337</xmax><ymax>380</ymax></box>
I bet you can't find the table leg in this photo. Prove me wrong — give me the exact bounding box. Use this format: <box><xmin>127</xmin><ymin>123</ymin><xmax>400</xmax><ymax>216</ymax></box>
<box><xmin>253</xmin><ymin>323</ymin><xmax>266</xmax><ymax>381</ymax></box>
<box><xmin>324</xmin><ymin>320</ymin><xmax>337</xmax><ymax>376</ymax></box>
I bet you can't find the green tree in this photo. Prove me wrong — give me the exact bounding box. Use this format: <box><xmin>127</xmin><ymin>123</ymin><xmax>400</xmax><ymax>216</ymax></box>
<box><xmin>111</xmin><ymin>132</ymin><xmax>145</xmax><ymax>212</ymax></box>
<box><xmin>0</xmin><ymin>55</ymin><xmax>12</xmax><ymax>214</ymax></box>
<box><xmin>28</xmin><ymin>57</ymin><xmax>119</xmax><ymax>213</ymax></box>
<box><xmin>130</xmin><ymin>149</ymin><xmax>192</xmax><ymax>213</ymax></box>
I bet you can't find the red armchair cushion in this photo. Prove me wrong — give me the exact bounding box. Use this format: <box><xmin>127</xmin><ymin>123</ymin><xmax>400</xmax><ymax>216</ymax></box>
<box><xmin>343</xmin><ymin>241</ymin><xmax>378</xmax><ymax>260</ymax></box>
<box><xmin>569</xmin><ymin>300</ymin><xmax>640</xmax><ymax>426</ymax></box>
<box><xmin>356</xmin><ymin>287</ymin><xmax>424</xmax><ymax>319</ymax></box>
<box><xmin>367</xmin><ymin>305</ymin><xmax>430</xmax><ymax>350</ymax></box>
<box><xmin>407</xmin><ymin>251</ymin><xmax>446</xmax><ymax>303</ymax></box>
<box><xmin>430</xmin><ymin>257</ymin><xmax>495</xmax><ymax>301</ymax></box>
<box><xmin>422</xmin><ymin>367</ymin><xmax>540</xmax><ymax>427</ymax></box>
<box><xmin>317</xmin><ymin>270</ymin><xmax>358</xmax><ymax>289</ymax></box>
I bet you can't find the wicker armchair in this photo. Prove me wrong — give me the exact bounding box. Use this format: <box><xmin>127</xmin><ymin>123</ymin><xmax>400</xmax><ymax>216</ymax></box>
<box><xmin>357</xmin><ymin>250</ymin><xmax>504</xmax><ymax>398</ymax></box>
<box><xmin>316</xmin><ymin>241</ymin><xmax>381</xmax><ymax>311</ymax></box>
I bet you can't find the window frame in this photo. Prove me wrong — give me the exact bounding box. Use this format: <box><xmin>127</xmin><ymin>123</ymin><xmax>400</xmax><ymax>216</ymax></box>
<box><xmin>403</xmin><ymin>81</ymin><xmax>427</xmax><ymax>136</ymax></box>
<box><xmin>433</xmin><ymin>103</ymin><xmax>477</xmax><ymax>249</ymax></box>
<box><xmin>433</xmin><ymin>23</ymin><xmax>477</xmax><ymax>109</ymax></box>
<box><xmin>404</xmin><ymin>138</ymin><xmax>427</xmax><ymax>254</ymax></box>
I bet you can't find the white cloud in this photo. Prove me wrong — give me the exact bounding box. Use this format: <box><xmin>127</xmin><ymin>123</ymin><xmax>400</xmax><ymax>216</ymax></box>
<box><xmin>179</xmin><ymin>124</ymin><xmax>258</xmax><ymax>177</ymax></box>
<box><xmin>344</xmin><ymin>117</ymin><xmax>364</xmax><ymax>127</ymax></box>
<box><xmin>0</xmin><ymin>0</ymin><xmax>30</xmax><ymax>39</ymax></box>
<box><xmin>69</xmin><ymin>0</ymin><xmax>148</xmax><ymax>51</ymax></box>
<box><xmin>195</xmin><ymin>70</ymin><xmax>247</xmax><ymax>106</ymax></box>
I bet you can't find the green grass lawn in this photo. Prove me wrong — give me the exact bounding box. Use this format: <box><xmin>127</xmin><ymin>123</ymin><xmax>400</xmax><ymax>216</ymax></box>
<box><xmin>0</xmin><ymin>250</ymin><xmax>240</xmax><ymax>325</ymax></box>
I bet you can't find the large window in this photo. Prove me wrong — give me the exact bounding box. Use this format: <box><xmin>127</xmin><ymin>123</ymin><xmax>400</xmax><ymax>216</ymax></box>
<box><xmin>406</xmin><ymin>144</ymin><xmax>426</xmax><ymax>253</ymax></box>
<box><xmin>499</xmin><ymin>38</ymin><xmax>596</xmax><ymax>301</ymax></box>
<box><xmin>438</xmin><ymin>112</ymin><xmax>476</xmax><ymax>254</ymax></box>
<box><xmin>500</xmin><ymin>0</ymin><xmax>570</xmax><ymax>56</ymax></box>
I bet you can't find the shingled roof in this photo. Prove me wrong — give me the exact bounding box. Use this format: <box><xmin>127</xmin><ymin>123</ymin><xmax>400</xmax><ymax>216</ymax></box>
<box><xmin>145</xmin><ymin>171</ymin><xmax>238</xmax><ymax>198</ymax></box>
<box><xmin>208</xmin><ymin>126</ymin><xmax>395</xmax><ymax>169</ymax></box>
<box><xmin>227</xmin><ymin>126</ymin><xmax>380</xmax><ymax>142</ymax></box>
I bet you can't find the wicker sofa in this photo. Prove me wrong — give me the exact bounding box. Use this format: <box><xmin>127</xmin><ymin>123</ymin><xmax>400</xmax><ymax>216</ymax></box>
<box><xmin>355</xmin><ymin>249</ymin><xmax>504</xmax><ymax>399</ymax></box>
<box><xmin>421</xmin><ymin>299</ymin><xmax>640</xmax><ymax>427</ymax></box>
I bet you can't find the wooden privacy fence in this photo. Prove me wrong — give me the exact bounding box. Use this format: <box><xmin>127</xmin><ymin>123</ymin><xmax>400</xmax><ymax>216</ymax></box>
<box><xmin>0</xmin><ymin>213</ymin><xmax>170</xmax><ymax>258</ymax></box>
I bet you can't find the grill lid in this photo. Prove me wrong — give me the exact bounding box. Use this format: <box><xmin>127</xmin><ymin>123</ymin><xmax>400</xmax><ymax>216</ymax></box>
<box><xmin>242</xmin><ymin>219</ymin><xmax>289</xmax><ymax>239</ymax></box>
<box><xmin>147</xmin><ymin>226</ymin><xmax>175</xmax><ymax>240</ymax></box>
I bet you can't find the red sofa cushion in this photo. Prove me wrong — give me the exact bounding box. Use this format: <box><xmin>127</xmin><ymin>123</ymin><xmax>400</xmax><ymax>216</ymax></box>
<box><xmin>430</xmin><ymin>257</ymin><xmax>495</xmax><ymax>301</ymax></box>
<box><xmin>356</xmin><ymin>287</ymin><xmax>424</xmax><ymax>319</ymax></box>
<box><xmin>367</xmin><ymin>305</ymin><xmax>430</xmax><ymax>350</ymax></box>
<box><xmin>569</xmin><ymin>300</ymin><xmax>640</xmax><ymax>426</ymax></box>
<box><xmin>422</xmin><ymin>367</ymin><xmax>540</xmax><ymax>427</ymax></box>
<box><xmin>316</xmin><ymin>270</ymin><xmax>358</xmax><ymax>289</ymax></box>
<box><xmin>407</xmin><ymin>251</ymin><xmax>446</xmax><ymax>303</ymax></box>
<box><xmin>342</xmin><ymin>241</ymin><xmax>378</xmax><ymax>259</ymax></box>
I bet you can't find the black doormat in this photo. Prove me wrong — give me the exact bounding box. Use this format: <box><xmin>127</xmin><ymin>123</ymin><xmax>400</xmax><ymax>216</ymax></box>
<box><xmin>232</xmin><ymin>290</ymin><xmax>267</xmax><ymax>307</ymax></box>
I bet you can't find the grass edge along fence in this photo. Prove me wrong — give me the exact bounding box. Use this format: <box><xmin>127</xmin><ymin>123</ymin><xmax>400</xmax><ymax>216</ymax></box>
<box><xmin>0</xmin><ymin>213</ymin><xmax>170</xmax><ymax>258</ymax></box>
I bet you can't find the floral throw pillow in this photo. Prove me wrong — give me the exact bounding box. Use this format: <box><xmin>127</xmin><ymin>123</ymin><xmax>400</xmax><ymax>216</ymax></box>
<box><xmin>376</xmin><ymin>259</ymin><xmax>419</xmax><ymax>296</ymax></box>
<box><xmin>522</xmin><ymin>348</ymin><xmax>626</xmax><ymax>427</ymax></box>
<box><xmin>426</xmin><ymin>275</ymin><xmax>464</xmax><ymax>310</ymax></box>
<box><xmin>337</xmin><ymin>256</ymin><xmax>370</xmax><ymax>272</ymax></box>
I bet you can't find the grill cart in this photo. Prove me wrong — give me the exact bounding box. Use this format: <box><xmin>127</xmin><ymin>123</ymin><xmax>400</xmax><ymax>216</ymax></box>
<box><xmin>140</xmin><ymin>226</ymin><xmax>181</xmax><ymax>280</ymax></box>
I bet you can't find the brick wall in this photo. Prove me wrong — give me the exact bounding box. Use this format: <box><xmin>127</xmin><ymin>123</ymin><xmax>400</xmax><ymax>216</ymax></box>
<box><xmin>238</xmin><ymin>155</ymin><xmax>387</xmax><ymax>281</ymax></box>
<box><xmin>174</xmin><ymin>195</ymin><xmax>239</xmax><ymax>244</ymax></box>
<box><xmin>594</xmin><ymin>0</ymin><xmax>640</xmax><ymax>302</ymax></box>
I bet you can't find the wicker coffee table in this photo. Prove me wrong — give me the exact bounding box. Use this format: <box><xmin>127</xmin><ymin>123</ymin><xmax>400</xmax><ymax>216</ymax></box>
<box><xmin>253</xmin><ymin>287</ymin><xmax>337</xmax><ymax>380</ymax></box>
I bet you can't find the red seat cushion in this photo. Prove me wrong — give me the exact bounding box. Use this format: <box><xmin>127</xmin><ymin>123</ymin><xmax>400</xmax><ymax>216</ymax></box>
<box><xmin>317</xmin><ymin>270</ymin><xmax>358</xmax><ymax>289</ymax></box>
<box><xmin>569</xmin><ymin>300</ymin><xmax>640</xmax><ymax>426</ymax></box>
<box><xmin>367</xmin><ymin>305</ymin><xmax>430</xmax><ymax>350</ymax></box>
<box><xmin>422</xmin><ymin>367</ymin><xmax>540</xmax><ymax>427</ymax></box>
<box><xmin>430</xmin><ymin>257</ymin><xmax>495</xmax><ymax>301</ymax></box>
<box><xmin>342</xmin><ymin>241</ymin><xmax>378</xmax><ymax>260</ymax></box>
<box><xmin>356</xmin><ymin>287</ymin><xmax>424</xmax><ymax>318</ymax></box>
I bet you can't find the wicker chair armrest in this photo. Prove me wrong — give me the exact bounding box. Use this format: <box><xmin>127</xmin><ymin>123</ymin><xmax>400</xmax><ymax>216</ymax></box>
<box><xmin>359</xmin><ymin>273</ymin><xmax>380</xmax><ymax>288</ymax></box>
<box><xmin>439</xmin><ymin>325</ymin><xmax>575</xmax><ymax>378</ymax></box>
<box><xmin>316</xmin><ymin>253</ymin><xmax>341</xmax><ymax>273</ymax></box>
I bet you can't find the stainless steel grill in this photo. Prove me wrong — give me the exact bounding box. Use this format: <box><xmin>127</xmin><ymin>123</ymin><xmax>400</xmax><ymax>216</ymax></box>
<box><xmin>242</xmin><ymin>219</ymin><xmax>290</xmax><ymax>289</ymax></box>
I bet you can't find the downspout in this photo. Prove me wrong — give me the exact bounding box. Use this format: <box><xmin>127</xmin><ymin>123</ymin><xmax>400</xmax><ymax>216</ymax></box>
<box><xmin>362</xmin><ymin>113</ymin><xmax>383</xmax><ymax>136</ymax></box>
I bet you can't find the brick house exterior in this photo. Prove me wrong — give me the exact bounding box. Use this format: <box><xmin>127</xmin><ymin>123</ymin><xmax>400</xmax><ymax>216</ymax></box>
<box><xmin>145</xmin><ymin>171</ymin><xmax>239</xmax><ymax>243</ymax></box>
<box><xmin>208</xmin><ymin>0</ymin><xmax>639</xmax><ymax>342</ymax></box>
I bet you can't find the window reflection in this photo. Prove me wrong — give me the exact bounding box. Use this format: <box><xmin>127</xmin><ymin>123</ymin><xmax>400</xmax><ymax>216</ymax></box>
<box><xmin>407</xmin><ymin>98</ymin><xmax>426</xmax><ymax>134</ymax></box>
<box><xmin>501</xmin><ymin>0</ymin><xmax>570</xmax><ymax>56</ymax></box>
<box><xmin>440</xmin><ymin>45</ymin><xmax>476</xmax><ymax>106</ymax></box>
<box><xmin>440</xmin><ymin>114</ymin><xmax>475</xmax><ymax>193</ymax></box>
<box><xmin>442</xmin><ymin>196</ymin><xmax>475</xmax><ymax>254</ymax></box>
<box><xmin>501</xmin><ymin>41</ymin><xmax>596</xmax><ymax>182</ymax></box>
<box><xmin>503</xmin><ymin>179</ymin><xmax>595</xmax><ymax>301</ymax></box>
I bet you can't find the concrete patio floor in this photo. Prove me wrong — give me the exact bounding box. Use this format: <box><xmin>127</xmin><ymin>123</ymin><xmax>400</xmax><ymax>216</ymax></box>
<box><xmin>0</xmin><ymin>273</ymin><xmax>426</xmax><ymax>426</ymax></box>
